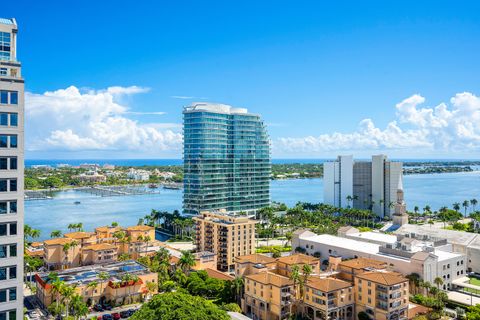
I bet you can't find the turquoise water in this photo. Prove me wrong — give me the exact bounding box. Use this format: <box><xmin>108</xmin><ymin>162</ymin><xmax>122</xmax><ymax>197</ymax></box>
<box><xmin>26</xmin><ymin>171</ymin><xmax>480</xmax><ymax>240</ymax></box>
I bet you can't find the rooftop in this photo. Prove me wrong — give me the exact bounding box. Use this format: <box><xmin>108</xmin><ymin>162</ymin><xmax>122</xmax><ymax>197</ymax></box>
<box><xmin>184</xmin><ymin>103</ymin><xmax>248</xmax><ymax>115</ymax></box>
<box><xmin>205</xmin><ymin>268</ymin><xmax>234</xmax><ymax>281</ymax></box>
<box><xmin>306</xmin><ymin>276</ymin><xmax>352</xmax><ymax>292</ymax></box>
<box><xmin>235</xmin><ymin>254</ymin><xmax>276</xmax><ymax>265</ymax></box>
<box><xmin>338</xmin><ymin>257</ymin><xmax>388</xmax><ymax>270</ymax></box>
<box><xmin>355</xmin><ymin>271</ymin><xmax>407</xmax><ymax>285</ymax></box>
<box><xmin>64</xmin><ymin>231</ymin><xmax>95</xmax><ymax>239</ymax></box>
<box><xmin>394</xmin><ymin>224</ymin><xmax>478</xmax><ymax>246</ymax></box>
<box><xmin>246</xmin><ymin>272</ymin><xmax>293</xmax><ymax>287</ymax></box>
<box><xmin>346</xmin><ymin>231</ymin><xmax>397</xmax><ymax>245</ymax></box>
<box><xmin>0</xmin><ymin>18</ymin><xmax>15</xmax><ymax>26</ymax></box>
<box><xmin>299</xmin><ymin>233</ymin><xmax>381</xmax><ymax>255</ymax></box>
<box><xmin>276</xmin><ymin>253</ymin><xmax>319</xmax><ymax>265</ymax></box>
<box><xmin>36</xmin><ymin>260</ymin><xmax>151</xmax><ymax>287</ymax></box>
<box><xmin>126</xmin><ymin>225</ymin><xmax>154</xmax><ymax>232</ymax></box>
<box><xmin>44</xmin><ymin>238</ymin><xmax>75</xmax><ymax>246</ymax></box>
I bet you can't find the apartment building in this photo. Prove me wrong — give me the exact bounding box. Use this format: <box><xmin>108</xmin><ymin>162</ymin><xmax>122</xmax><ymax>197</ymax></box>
<box><xmin>292</xmin><ymin>229</ymin><xmax>466</xmax><ymax>289</ymax></box>
<box><xmin>304</xmin><ymin>277</ymin><xmax>355</xmax><ymax>320</ymax></box>
<box><xmin>275</xmin><ymin>254</ymin><xmax>320</xmax><ymax>278</ymax></box>
<box><xmin>354</xmin><ymin>271</ymin><xmax>409</xmax><ymax>320</ymax></box>
<box><xmin>183</xmin><ymin>103</ymin><xmax>270</xmax><ymax>215</ymax></box>
<box><xmin>243</xmin><ymin>272</ymin><xmax>293</xmax><ymax>320</ymax></box>
<box><xmin>40</xmin><ymin>224</ymin><xmax>157</xmax><ymax>270</ymax></box>
<box><xmin>324</xmin><ymin>155</ymin><xmax>402</xmax><ymax>217</ymax></box>
<box><xmin>0</xmin><ymin>18</ymin><xmax>23</xmax><ymax>320</ymax></box>
<box><xmin>35</xmin><ymin>260</ymin><xmax>158</xmax><ymax>308</ymax></box>
<box><xmin>194</xmin><ymin>210</ymin><xmax>257</xmax><ymax>271</ymax></box>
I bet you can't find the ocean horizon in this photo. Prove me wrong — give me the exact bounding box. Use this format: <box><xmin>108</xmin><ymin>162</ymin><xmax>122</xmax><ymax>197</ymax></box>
<box><xmin>25</xmin><ymin>158</ymin><xmax>480</xmax><ymax>167</ymax></box>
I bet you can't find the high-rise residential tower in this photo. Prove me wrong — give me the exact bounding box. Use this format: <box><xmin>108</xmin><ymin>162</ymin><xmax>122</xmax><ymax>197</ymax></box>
<box><xmin>324</xmin><ymin>155</ymin><xmax>402</xmax><ymax>217</ymax></box>
<box><xmin>183</xmin><ymin>103</ymin><xmax>270</xmax><ymax>215</ymax></box>
<box><xmin>0</xmin><ymin>18</ymin><xmax>23</xmax><ymax>320</ymax></box>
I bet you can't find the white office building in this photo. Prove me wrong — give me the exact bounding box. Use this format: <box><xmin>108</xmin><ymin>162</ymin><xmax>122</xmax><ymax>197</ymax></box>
<box><xmin>292</xmin><ymin>229</ymin><xmax>466</xmax><ymax>290</ymax></box>
<box><xmin>324</xmin><ymin>154</ymin><xmax>402</xmax><ymax>217</ymax></box>
<box><xmin>0</xmin><ymin>18</ymin><xmax>24</xmax><ymax>320</ymax></box>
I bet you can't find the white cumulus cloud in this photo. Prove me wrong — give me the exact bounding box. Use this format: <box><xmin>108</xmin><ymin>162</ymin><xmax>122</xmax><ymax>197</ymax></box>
<box><xmin>275</xmin><ymin>92</ymin><xmax>480</xmax><ymax>157</ymax></box>
<box><xmin>26</xmin><ymin>86</ymin><xmax>182</xmax><ymax>153</ymax></box>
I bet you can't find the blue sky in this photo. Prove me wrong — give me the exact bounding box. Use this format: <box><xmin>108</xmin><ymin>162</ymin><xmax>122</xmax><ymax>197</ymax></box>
<box><xmin>4</xmin><ymin>0</ymin><xmax>480</xmax><ymax>159</ymax></box>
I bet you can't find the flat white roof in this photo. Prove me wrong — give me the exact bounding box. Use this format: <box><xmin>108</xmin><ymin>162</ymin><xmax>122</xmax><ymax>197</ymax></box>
<box><xmin>300</xmin><ymin>233</ymin><xmax>381</xmax><ymax>255</ymax></box>
<box><xmin>347</xmin><ymin>232</ymin><xmax>397</xmax><ymax>244</ymax></box>
<box><xmin>184</xmin><ymin>102</ymin><xmax>248</xmax><ymax>115</ymax></box>
<box><xmin>395</xmin><ymin>224</ymin><xmax>478</xmax><ymax>246</ymax></box>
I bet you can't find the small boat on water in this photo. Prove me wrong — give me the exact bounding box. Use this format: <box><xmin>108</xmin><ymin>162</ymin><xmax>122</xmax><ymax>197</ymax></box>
<box><xmin>148</xmin><ymin>183</ymin><xmax>158</xmax><ymax>189</ymax></box>
<box><xmin>74</xmin><ymin>201</ymin><xmax>81</xmax><ymax>205</ymax></box>
<box><xmin>163</xmin><ymin>185</ymin><xmax>181</xmax><ymax>190</ymax></box>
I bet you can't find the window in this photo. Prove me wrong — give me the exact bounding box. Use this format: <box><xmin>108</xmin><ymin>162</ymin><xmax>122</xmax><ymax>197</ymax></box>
<box><xmin>0</xmin><ymin>159</ymin><xmax>6</xmax><ymax>170</ymax></box>
<box><xmin>9</xmin><ymin>92</ymin><xmax>17</xmax><ymax>105</ymax></box>
<box><xmin>9</xmin><ymin>201</ymin><xmax>16</xmax><ymax>213</ymax></box>
<box><xmin>0</xmin><ymin>91</ymin><xmax>7</xmax><ymax>104</ymax></box>
<box><xmin>9</xmin><ymin>114</ymin><xmax>17</xmax><ymax>127</ymax></box>
<box><xmin>0</xmin><ymin>114</ymin><xmax>7</xmax><ymax>126</ymax></box>
<box><xmin>8</xmin><ymin>288</ymin><xmax>15</xmax><ymax>301</ymax></box>
<box><xmin>8</xmin><ymin>267</ymin><xmax>15</xmax><ymax>279</ymax></box>
<box><xmin>9</xmin><ymin>135</ymin><xmax>16</xmax><ymax>148</ymax></box>
<box><xmin>0</xmin><ymin>246</ymin><xmax>5</xmax><ymax>258</ymax></box>
<box><xmin>0</xmin><ymin>68</ymin><xmax>6</xmax><ymax>76</ymax></box>
<box><xmin>9</xmin><ymin>180</ymin><xmax>16</xmax><ymax>192</ymax></box>
<box><xmin>9</xmin><ymin>245</ymin><xmax>16</xmax><ymax>257</ymax></box>
<box><xmin>9</xmin><ymin>158</ymin><xmax>16</xmax><ymax>170</ymax></box>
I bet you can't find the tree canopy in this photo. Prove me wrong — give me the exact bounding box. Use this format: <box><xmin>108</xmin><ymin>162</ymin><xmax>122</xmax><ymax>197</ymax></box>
<box><xmin>129</xmin><ymin>292</ymin><xmax>230</xmax><ymax>320</ymax></box>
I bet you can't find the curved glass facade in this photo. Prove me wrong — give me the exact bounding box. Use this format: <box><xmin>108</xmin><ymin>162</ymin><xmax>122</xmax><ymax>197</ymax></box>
<box><xmin>183</xmin><ymin>104</ymin><xmax>270</xmax><ymax>214</ymax></box>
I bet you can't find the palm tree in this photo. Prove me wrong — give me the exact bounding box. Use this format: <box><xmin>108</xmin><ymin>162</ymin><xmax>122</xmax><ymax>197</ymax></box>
<box><xmin>67</xmin><ymin>223</ymin><xmax>75</xmax><ymax>232</ymax></box>
<box><xmin>289</xmin><ymin>265</ymin><xmax>301</xmax><ymax>315</ymax></box>
<box><xmin>462</xmin><ymin>200</ymin><xmax>470</xmax><ymax>218</ymax></box>
<box><xmin>49</xmin><ymin>275</ymin><xmax>64</xmax><ymax>312</ymax></box>
<box><xmin>50</xmin><ymin>230</ymin><xmax>62</xmax><ymax>238</ymax></box>
<box><xmin>111</xmin><ymin>221</ymin><xmax>119</xmax><ymax>227</ymax></box>
<box><xmin>453</xmin><ymin>202</ymin><xmax>461</xmax><ymax>213</ymax></box>
<box><xmin>76</xmin><ymin>223</ymin><xmax>83</xmax><ymax>231</ymax></box>
<box><xmin>60</xmin><ymin>285</ymin><xmax>76</xmax><ymax>318</ymax></box>
<box><xmin>143</xmin><ymin>235</ymin><xmax>151</xmax><ymax>254</ymax></box>
<box><xmin>98</xmin><ymin>271</ymin><xmax>109</xmax><ymax>299</ymax></box>
<box><xmin>434</xmin><ymin>277</ymin><xmax>444</xmax><ymax>290</ymax></box>
<box><xmin>62</xmin><ymin>242</ymin><xmax>71</xmax><ymax>269</ymax></box>
<box><xmin>406</xmin><ymin>273</ymin><xmax>420</xmax><ymax>294</ymax></box>
<box><xmin>232</xmin><ymin>276</ymin><xmax>244</xmax><ymax>306</ymax></box>
<box><xmin>70</xmin><ymin>294</ymin><xmax>88</xmax><ymax>320</ymax></box>
<box><xmin>86</xmin><ymin>280</ymin><xmax>98</xmax><ymax>306</ymax></box>
<box><xmin>178</xmin><ymin>250</ymin><xmax>196</xmax><ymax>273</ymax></box>
<box><xmin>301</xmin><ymin>264</ymin><xmax>313</xmax><ymax>300</ymax></box>
<box><xmin>346</xmin><ymin>195</ymin><xmax>353</xmax><ymax>208</ymax></box>
<box><xmin>471</xmin><ymin>199</ymin><xmax>478</xmax><ymax>212</ymax></box>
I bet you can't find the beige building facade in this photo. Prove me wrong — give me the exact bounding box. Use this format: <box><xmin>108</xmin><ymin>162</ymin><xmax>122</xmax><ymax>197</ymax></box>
<box><xmin>194</xmin><ymin>211</ymin><xmax>257</xmax><ymax>271</ymax></box>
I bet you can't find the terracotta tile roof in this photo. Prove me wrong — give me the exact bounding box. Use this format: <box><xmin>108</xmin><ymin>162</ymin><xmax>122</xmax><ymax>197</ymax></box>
<box><xmin>26</xmin><ymin>250</ymin><xmax>44</xmax><ymax>257</ymax></box>
<box><xmin>64</xmin><ymin>231</ymin><xmax>95</xmax><ymax>239</ymax></box>
<box><xmin>95</xmin><ymin>226</ymin><xmax>121</xmax><ymax>233</ymax></box>
<box><xmin>205</xmin><ymin>268</ymin><xmax>234</xmax><ymax>281</ymax></box>
<box><xmin>306</xmin><ymin>276</ymin><xmax>352</xmax><ymax>292</ymax></box>
<box><xmin>235</xmin><ymin>254</ymin><xmax>276</xmax><ymax>265</ymax></box>
<box><xmin>276</xmin><ymin>253</ymin><xmax>319</xmax><ymax>265</ymax></box>
<box><xmin>30</xmin><ymin>242</ymin><xmax>43</xmax><ymax>248</ymax></box>
<box><xmin>44</xmin><ymin>238</ymin><xmax>74</xmax><ymax>246</ymax></box>
<box><xmin>82</xmin><ymin>243</ymin><xmax>117</xmax><ymax>251</ymax></box>
<box><xmin>246</xmin><ymin>272</ymin><xmax>293</xmax><ymax>287</ymax></box>
<box><xmin>356</xmin><ymin>271</ymin><xmax>407</xmax><ymax>285</ymax></box>
<box><xmin>408</xmin><ymin>303</ymin><xmax>430</xmax><ymax>319</ymax></box>
<box><xmin>126</xmin><ymin>225</ymin><xmax>154</xmax><ymax>232</ymax></box>
<box><xmin>338</xmin><ymin>257</ymin><xmax>388</xmax><ymax>270</ymax></box>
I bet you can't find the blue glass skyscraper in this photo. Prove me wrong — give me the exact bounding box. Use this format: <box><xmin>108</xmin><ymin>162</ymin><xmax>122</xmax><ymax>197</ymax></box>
<box><xmin>183</xmin><ymin>103</ymin><xmax>270</xmax><ymax>215</ymax></box>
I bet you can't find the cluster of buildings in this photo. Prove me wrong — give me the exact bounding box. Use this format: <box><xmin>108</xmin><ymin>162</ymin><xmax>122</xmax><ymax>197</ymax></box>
<box><xmin>234</xmin><ymin>253</ymin><xmax>417</xmax><ymax>320</ymax></box>
<box><xmin>324</xmin><ymin>155</ymin><xmax>403</xmax><ymax>218</ymax></box>
<box><xmin>0</xmin><ymin>18</ymin><xmax>24</xmax><ymax>319</ymax></box>
<box><xmin>27</xmin><ymin>224</ymin><xmax>157</xmax><ymax>270</ymax></box>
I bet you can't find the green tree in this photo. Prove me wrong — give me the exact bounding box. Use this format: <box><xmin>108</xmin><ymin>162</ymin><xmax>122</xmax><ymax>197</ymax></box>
<box><xmin>130</xmin><ymin>292</ymin><xmax>230</xmax><ymax>320</ymax></box>
<box><xmin>50</xmin><ymin>230</ymin><xmax>62</xmax><ymax>238</ymax></box>
<box><xmin>467</xmin><ymin>304</ymin><xmax>480</xmax><ymax>320</ymax></box>
<box><xmin>178</xmin><ymin>250</ymin><xmax>196</xmax><ymax>274</ymax></box>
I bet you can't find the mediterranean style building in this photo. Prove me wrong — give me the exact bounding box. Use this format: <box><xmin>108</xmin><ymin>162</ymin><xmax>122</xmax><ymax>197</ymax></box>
<box><xmin>193</xmin><ymin>210</ymin><xmax>257</xmax><ymax>271</ymax></box>
<box><xmin>35</xmin><ymin>260</ymin><xmax>158</xmax><ymax>309</ymax></box>
<box><xmin>235</xmin><ymin>253</ymin><xmax>409</xmax><ymax>320</ymax></box>
<box><xmin>0</xmin><ymin>18</ymin><xmax>23</xmax><ymax>320</ymax></box>
<box><xmin>323</xmin><ymin>155</ymin><xmax>403</xmax><ymax>217</ymax></box>
<box><xmin>26</xmin><ymin>224</ymin><xmax>157</xmax><ymax>271</ymax></box>
<box><xmin>183</xmin><ymin>103</ymin><xmax>270</xmax><ymax>215</ymax></box>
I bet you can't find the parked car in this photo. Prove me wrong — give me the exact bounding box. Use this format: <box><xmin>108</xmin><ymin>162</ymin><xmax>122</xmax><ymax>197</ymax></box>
<box><xmin>103</xmin><ymin>304</ymin><xmax>113</xmax><ymax>311</ymax></box>
<box><xmin>127</xmin><ymin>309</ymin><xmax>136</xmax><ymax>315</ymax></box>
<box><xmin>93</xmin><ymin>304</ymin><xmax>104</xmax><ymax>312</ymax></box>
<box><xmin>102</xmin><ymin>314</ymin><xmax>113</xmax><ymax>320</ymax></box>
<box><xmin>119</xmin><ymin>311</ymin><xmax>130</xmax><ymax>318</ymax></box>
<box><xmin>97</xmin><ymin>317</ymin><xmax>102</xmax><ymax>320</ymax></box>
<box><xmin>112</xmin><ymin>313</ymin><xmax>121</xmax><ymax>320</ymax></box>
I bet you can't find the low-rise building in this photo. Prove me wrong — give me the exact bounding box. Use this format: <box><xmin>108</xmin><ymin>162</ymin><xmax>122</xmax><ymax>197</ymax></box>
<box><xmin>74</xmin><ymin>171</ymin><xmax>107</xmax><ymax>183</ymax></box>
<box><xmin>292</xmin><ymin>230</ymin><xmax>466</xmax><ymax>290</ymax></box>
<box><xmin>35</xmin><ymin>260</ymin><xmax>158</xmax><ymax>308</ymax></box>
<box><xmin>243</xmin><ymin>272</ymin><xmax>293</xmax><ymax>320</ymax></box>
<box><xmin>127</xmin><ymin>168</ymin><xmax>150</xmax><ymax>181</ymax></box>
<box><xmin>304</xmin><ymin>277</ymin><xmax>355</xmax><ymax>320</ymax></box>
<box><xmin>354</xmin><ymin>271</ymin><xmax>409</xmax><ymax>320</ymax></box>
<box><xmin>194</xmin><ymin>210</ymin><xmax>257</xmax><ymax>271</ymax></box>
